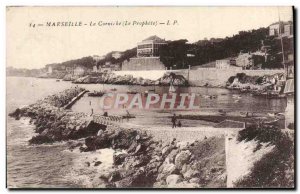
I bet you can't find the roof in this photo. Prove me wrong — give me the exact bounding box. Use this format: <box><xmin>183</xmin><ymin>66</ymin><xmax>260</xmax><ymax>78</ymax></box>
<box><xmin>269</xmin><ymin>21</ymin><xmax>293</xmax><ymax>27</ymax></box>
<box><xmin>143</xmin><ymin>35</ymin><xmax>165</xmax><ymax>42</ymax></box>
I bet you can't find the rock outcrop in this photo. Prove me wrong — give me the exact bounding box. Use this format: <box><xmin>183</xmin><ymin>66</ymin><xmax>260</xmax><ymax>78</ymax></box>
<box><xmin>9</xmin><ymin>87</ymin><xmax>106</xmax><ymax>144</ymax></box>
<box><xmin>84</xmin><ymin>129</ymin><xmax>227</xmax><ymax>188</ymax></box>
<box><xmin>71</xmin><ymin>72</ymin><xmax>189</xmax><ymax>86</ymax></box>
<box><xmin>158</xmin><ymin>72</ymin><xmax>189</xmax><ymax>86</ymax></box>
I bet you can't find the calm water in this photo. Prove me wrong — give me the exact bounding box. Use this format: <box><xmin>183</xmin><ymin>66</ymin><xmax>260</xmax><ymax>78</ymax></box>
<box><xmin>6</xmin><ymin>77</ymin><xmax>287</xmax><ymax>188</ymax></box>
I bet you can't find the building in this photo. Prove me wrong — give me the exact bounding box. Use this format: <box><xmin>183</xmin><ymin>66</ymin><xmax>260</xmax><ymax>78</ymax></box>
<box><xmin>283</xmin><ymin>22</ymin><xmax>293</xmax><ymax>36</ymax></box>
<box><xmin>73</xmin><ymin>65</ymin><xmax>86</xmax><ymax>76</ymax></box>
<box><xmin>48</xmin><ymin>66</ymin><xmax>52</xmax><ymax>74</ymax></box>
<box><xmin>111</xmin><ymin>64</ymin><xmax>121</xmax><ymax>71</ymax></box>
<box><xmin>92</xmin><ymin>65</ymin><xmax>98</xmax><ymax>72</ymax></box>
<box><xmin>121</xmin><ymin>35</ymin><xmax>167</xmax><ymax>71</ymax></box>
<box><xmin>100</xmin><ymin>67</ymin><xmax>111</xmax><ymax>73</ymax></box>
<box><xmin>216</xmin><ymin>60</ymin><xmax>230</xmax><ymax>69</ymax></box>
<box><xmin>137</xmin><ymin>35</ymin><xmax>167</xmax><ymax>57</ymax></box>
<box><xmin>215</xmin><ymin>59</ymin><xmax>240</xmax><ymax>70</ymax></box>
<box><xmin>269</xmin><ymin>21</ymin><xmax>293</xmax><ymax>37</ymax></box>
<box><xmin>112</xmin><ymin>52</ymin><xmax>123</xmax><ymax>59</ymax></box>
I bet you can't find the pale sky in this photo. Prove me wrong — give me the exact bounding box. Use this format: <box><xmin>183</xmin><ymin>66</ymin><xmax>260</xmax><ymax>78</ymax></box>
<box><xmin>6</xmin><ymin>6</ymin><xmax>293</xmax><ymax>69</ymax></box>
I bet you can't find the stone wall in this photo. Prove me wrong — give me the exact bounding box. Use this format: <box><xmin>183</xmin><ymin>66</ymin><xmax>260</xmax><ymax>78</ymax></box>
<box><xmin>187</xmin><ymin>69</ymin><xmax>284</xmax><ymax>87</ymax></box>
<box><xmin>117</xmin><ymin>68</ymin><xmax>284</xmax><ymax>87</ymax></box>
<box><xmin>115</xmin><ymin>70</ymin><xmax>168</xmax><ymax>80</ymax></box>
<box><xmin>122</xmin><ymin>57</ymin><xmax>166</xmax><ymax>71</ymax></box>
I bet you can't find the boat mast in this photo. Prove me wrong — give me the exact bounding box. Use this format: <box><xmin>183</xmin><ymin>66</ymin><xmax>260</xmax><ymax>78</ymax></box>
<box><xmin>278</xmin><ymin>8</ymin><xmax>286</xmax><ymax>79</ymax></box>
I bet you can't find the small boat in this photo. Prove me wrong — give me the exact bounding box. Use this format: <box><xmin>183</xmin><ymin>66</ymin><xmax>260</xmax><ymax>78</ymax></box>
<box><xmin>127</xmin><ymin>90</ymin><xmax>138</xmax><ymax>94</ymax></box>
<box><xmin>56</xmin><ymin>79</ymin><xmax>60</xmax><ymax>82</ymax></box>
<box><xmin>169</xmin><ymin>83</ymin><xmax>176</xmax><ymax>93</ymax></box>
<box><xmin>232</xmin><ymin>94</ymin><xmax>242</xmax><ymax>99</ymax></box>
<box><xmin>202</xmin><ymin>95</ymin><xmax>211</xmax><ymax>99</ymax></box>
<box><xmin>88</xmin><ymin>91</ymin><xmax>105</xmax><ymax>97</ymax></box>
<box><xmin>210</xmin><ymin>95</ymin><xmax>217</xmax><ymax>99</ymax></box>
<box><xmin>110</xmin><ymin>88</ymin><xmax>117</xmax><ymax>91</ymax></box>
<box><xmin>122</xmin><ymin>115</ymin><xmax>136</xmax><ymax>119</ymax></box>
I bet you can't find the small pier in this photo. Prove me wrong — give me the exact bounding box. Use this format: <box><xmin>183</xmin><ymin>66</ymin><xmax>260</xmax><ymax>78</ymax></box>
<box><xmin>64</xmin><ymin>90</ymin><xmax>88</xmax><ymax>109</ymax></box>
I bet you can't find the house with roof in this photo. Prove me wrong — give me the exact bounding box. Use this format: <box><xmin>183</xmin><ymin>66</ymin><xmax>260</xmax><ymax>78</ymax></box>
<box><xmin>122</xmin><ymin>35</ymin><xmax>167</xmax><ymax>71</ymax></box>
<box><xmin>269</xmin><ymin>21</ymin><xmax>293</xmax><ymax>37</ymax></box>
<box><xmin>137</xmin><ymin>35</ymin><xmax>167</xmax><ymax>57</ymax></box>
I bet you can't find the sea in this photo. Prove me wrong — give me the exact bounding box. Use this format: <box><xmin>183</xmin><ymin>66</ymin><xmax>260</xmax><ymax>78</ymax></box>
<box><xmin>6</xmin><ymin>76</ymin><xmax>287</xmax><ymax>188</ymax></box>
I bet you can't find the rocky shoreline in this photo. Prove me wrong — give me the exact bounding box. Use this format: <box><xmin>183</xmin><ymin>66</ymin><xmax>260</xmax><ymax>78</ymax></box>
<box><xmin>9</xmin><ymin>87</ymin><xmax>226</xmax><ymax>188</ymax></box>
<box><xmin>9</xmin><ymin>87</ymin><xmax>103</xmax><ymax>144</ymax></box>
<box><xmin>68</xmin><ymin>72</ymin><xmax>188</xmax><ymax>86</ymax></box>
<box><xmin>226</xmin><ymin>72</ymin><xmax>285</xmax><ymax>96</ymax></box>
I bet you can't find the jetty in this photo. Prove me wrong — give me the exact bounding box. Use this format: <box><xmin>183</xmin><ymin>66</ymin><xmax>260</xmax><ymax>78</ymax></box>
<box><xmin>64</xmin><ymin>90</ymin><xmax>88</xmax><ymax>109</ymax></box>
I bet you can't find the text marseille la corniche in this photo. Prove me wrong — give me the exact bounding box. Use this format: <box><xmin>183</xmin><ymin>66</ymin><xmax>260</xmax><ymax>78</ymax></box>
<box><xmin>44</xmin><ymin>20</ymin><xmax>178</xmax><ymax>27</ymax></box>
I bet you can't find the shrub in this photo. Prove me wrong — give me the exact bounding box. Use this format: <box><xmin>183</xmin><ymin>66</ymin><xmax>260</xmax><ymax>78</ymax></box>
<box><xmin>227</xmin><ymin>76</ymin><xmax>236</xmax><ymax>84</ymax></box>
<box><xmin>235</xmin><ymin>124</ymin><xmax>294</xmax><ymax>188</ymax></box>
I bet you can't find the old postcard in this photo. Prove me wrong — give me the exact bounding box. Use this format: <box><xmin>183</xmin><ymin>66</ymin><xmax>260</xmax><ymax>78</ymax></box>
<box><xmin>6</xmin><ymin>6</ymin><xmax>294</xmax><ymax>189</ymax></box>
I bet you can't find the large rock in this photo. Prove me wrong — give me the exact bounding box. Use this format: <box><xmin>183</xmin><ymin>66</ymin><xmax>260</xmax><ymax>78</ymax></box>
<box><xmin>183</xmin><ymin>169</ymin><xmax>200</xmax><ymax>180</ymax></box>
<box><xmin>175</xmin><ymin>150</ymin><xmax>192</xmax><ymax>169</ymax></box>
<box><xmin>85</xmin><ymin>136</ymin><xmax>111</xmax><ymax>151</ymax></box>
<box><xmin>162</xmin><ymin>144</ymin><xmax>175</xmax><ymax>157</ymax></box>
<box><xmin>157</xmin><ymin>163</ymin><xmax>177</xmax><ymax>181</ymax></box>
<box><xmin>174</xmin><ymin>181</ymin><xmax>199</xmax><ymax>188</ymax></box>
<box><xmin>166</xmin><ymin>174</ymin><xmax>182</xmax><ymax>186</ymax></box>
<box><xmin>114</xmin><ymin>171</ymin><xmax>148</xmax><ymax>188</ymax></box>
<box><xmin>108</xmin><ymin>171</ymin><xmax>121</xmax><ymax>183</ymax></box>
<box><xmin>189</xmin><ymin>177</ymin><xmax>200</xmax><ymax>184</ymax></box>
<box><xmin>113</xmin><ymin>153</ymin><xmax>128</xmax><ymax>165</ymax></box>
<box><xmin>29</xmin><ymin>135</ymin><xmax>54</xmax><ymax>144</ymax></box>
<box><xmin>176</xmin><ymin>141</ymin><xmax>192</xmax><ymax>150</ymax></box>
<box><xmin>166</xmin><ymin>149</ymin><xmax>180</xmax><ymax>164</ymax></box>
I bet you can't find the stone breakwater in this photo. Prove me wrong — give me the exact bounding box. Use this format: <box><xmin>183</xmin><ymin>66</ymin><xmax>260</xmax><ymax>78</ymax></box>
<box><xmin>9</xmin><ymin>87</ymin><xmax>226</xmax><ymax>188</ymax></box>
<box><xmin>9</xmin><ymin>87</ymin><xmax>105</xmax><ymax>144</ymax></box>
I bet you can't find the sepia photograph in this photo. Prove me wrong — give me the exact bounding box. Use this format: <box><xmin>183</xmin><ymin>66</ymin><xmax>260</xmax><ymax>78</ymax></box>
<box><xmin>6</xmin><ymin>6</ymin><xmax>295</xmax><ymax>189</ymax></box>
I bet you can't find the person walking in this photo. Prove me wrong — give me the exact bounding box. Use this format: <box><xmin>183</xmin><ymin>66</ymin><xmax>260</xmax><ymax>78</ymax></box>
<box><xmin>171</xmin><ymin>114</ymin><xmax>177</xmax><ymax>128</ymax></box>
<box><xmin>177</xmin><ymin>120</ymin><xmax>182</xmax><ymax>128</ymax></box>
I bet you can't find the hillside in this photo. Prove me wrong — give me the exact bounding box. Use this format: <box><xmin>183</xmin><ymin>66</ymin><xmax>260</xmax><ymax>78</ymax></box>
<box><xmin>39</xmin><ymin>26</ymin><xmax>290</xmax><ymax>71</ymax></box>
<box><xmin>159</xmin><ymin>27</ymin><xmax>281</xmax><ymax>69</ymax></box>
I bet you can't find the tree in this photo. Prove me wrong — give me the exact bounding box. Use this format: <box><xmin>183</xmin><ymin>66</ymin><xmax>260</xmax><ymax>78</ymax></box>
<box><xmin>159</xmin><ymin>39</ymin><xmax>189</xmax><ymax>69</ymax></box>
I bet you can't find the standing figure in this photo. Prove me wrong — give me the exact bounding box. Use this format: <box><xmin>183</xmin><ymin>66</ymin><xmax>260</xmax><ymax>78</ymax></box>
<box><xmin>177</xmin><ymin>120</ymin><xmax>182</xmax><ymax>128</ymax></box>
<box><xmin>171</xmin><ymin>114</ymin><xmax>177</xmax><ymax>128</ymax></box>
